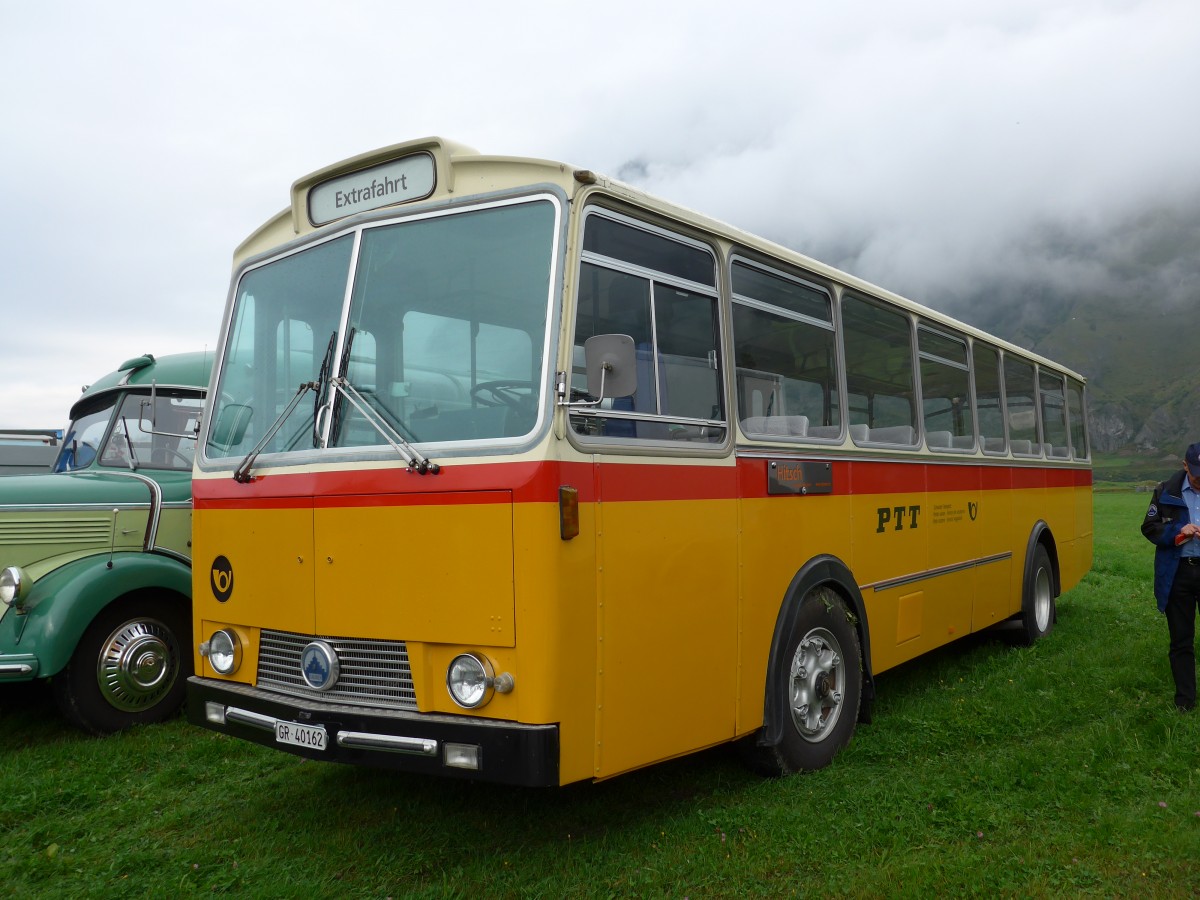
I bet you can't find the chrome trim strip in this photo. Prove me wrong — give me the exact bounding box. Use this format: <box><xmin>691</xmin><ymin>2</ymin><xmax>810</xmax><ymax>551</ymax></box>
<box><xmin>223</xmin><ymin>705</ymin><xmax>439</xmax><ymax>756</ymax></box>
<box><xmin>337</xmin><ymin>731</ymin><xmax>438</xmax><ymax>756</ymax></box>
<box><xmin>224</xmin><ymin>706</ymin><xmax>278</xmax><ymax>732</ymax></box>
<box><xmin>0</xmin><ymin>502</ymin><xmax>191</xmax><ymax>513</ymax></box>
<box><xmin>152</xmin><ymin>548</ymin><xmax>191</xmax><ymax>566</ymax></box>
<box><xmin>862</xmin><ymin>552</ymin><xmax>1012</xmax><ymax>593</ymax></box>
<box><xmin>734</xmin><ymin>447</ymin><xmax>1088</xmax><ymax>467</ymax></box>
<box><xmin>0</xmin><ymin>663</ymin><xmax>35</xmax><ymax>675</ymax></box>
<box><xmin>140</xmin><ymin>476</ymin><xmax>162</xmax><ymax>550</ymax></box>
<box><xmin>569</xmin><ymin>407</ymin><xmax>726</xmax><ymax>429</ymax></box>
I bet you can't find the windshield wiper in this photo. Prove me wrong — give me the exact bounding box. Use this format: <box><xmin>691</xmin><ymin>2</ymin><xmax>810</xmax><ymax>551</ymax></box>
<box><xmin>232</xmin><ymin>381</ymin><xmax>317</xmax><ymax>483</ymax></box>
<box><xmin>312</xmin><ymin>331</ymin><xmax>337</xmax><ymax>445</ymax></box>
<box><xmin>328</xmin><ymin>326</ymin><xmax>357</xmax><ymax>445</ymax></box>
<box><xmin>330</xmin><ymin>377</ymin><xmax>440</xmax><ymax>475</ymax></box>
<box><xmin>118</xmin><ymin>416</ymin><xmax>138</xmax><ymax>470</ymax></box>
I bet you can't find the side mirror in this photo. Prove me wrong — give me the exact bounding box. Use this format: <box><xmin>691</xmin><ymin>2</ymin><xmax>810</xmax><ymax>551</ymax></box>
<box><xmin>140</xmin><ymin>382</ymin><xmax>200</xmax><ymax>440</ymax></box>
<box><xmin>584</xmin><ymin>334</ymin><xmax>637</xmax><ymax>399</ymax></box>
<box><xmin>210</xmin><ymin>404</ymin><xmax>253</xmax><ymax>451</ymax></box>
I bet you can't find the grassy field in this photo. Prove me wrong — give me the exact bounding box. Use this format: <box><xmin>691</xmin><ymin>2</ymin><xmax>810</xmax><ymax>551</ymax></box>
<box><xmin>2</xmin><ymin>491</ymin><xmax>1198</xmax><ymax>897</ymax></box>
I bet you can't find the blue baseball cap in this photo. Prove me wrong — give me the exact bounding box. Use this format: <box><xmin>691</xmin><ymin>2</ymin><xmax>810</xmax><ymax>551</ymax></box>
<box><xmin>1187</xmin><ymin>442</ymin><xmax>1200</xmax><ymax>477</ymax></box>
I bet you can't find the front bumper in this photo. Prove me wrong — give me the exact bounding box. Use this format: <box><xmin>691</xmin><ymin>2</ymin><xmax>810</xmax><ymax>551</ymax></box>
<box><xmin>187</xmin><ymin>677</ymin><xmax>560</xmax><ymax>786</ymax></box>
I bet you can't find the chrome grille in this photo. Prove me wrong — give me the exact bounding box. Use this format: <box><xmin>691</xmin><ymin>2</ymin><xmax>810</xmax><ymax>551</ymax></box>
<box><xmin>256</xmin><ymin>629</ymin><xmax>416</xmax><ymax>710</ymax></box>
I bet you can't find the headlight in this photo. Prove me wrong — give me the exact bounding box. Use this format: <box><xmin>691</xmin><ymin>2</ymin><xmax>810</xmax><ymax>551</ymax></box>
<box><xmin>447</xmin><ymin>653</ymin><xmax>495</xmax><ymax>709</ymax></box>
<box><xmin>0</xmin><ymin>566</ymin><xmax>29</xmax><ymax>609</ymax></box>
<box><xmin>201</xmin><ymin>629</ymin><xmax>242</xmax><ymax>675</ymax></box>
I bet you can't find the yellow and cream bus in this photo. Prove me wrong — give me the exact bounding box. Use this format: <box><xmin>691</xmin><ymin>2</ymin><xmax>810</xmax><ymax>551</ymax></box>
<box><xmin>187</xmin><ymin>137</ymin><xmax>1091</xmax><ymax>785</ymax></box>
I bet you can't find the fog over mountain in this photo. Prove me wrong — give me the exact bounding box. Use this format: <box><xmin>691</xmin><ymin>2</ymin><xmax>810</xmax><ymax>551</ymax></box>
<box><xmin>1</xmin><ymin>0</ymin><xmax>1196</xmax><ymax>445</ymax></box>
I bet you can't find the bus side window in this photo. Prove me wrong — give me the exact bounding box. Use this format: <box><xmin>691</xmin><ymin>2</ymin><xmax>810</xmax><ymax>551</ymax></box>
<box><xmin>571</xmin><ymin>213</ymin><xmax>723</xmax><ymax>444</ymax></box>
<box><xmin>841</xmin><ymin>293</ymin><xmax>917</xmax><ymax>447</ymax></box>
<box><xmin>1003</xmin><ymin>355</ymin><xmax>1041</xmax><ymax>456</ymax></box>
<box><xmin>1066</xmin><ymin>378</ymin><xmax>1089</xmax><ymax>460</ymax></box>
<box><xmin>918</xmin><ymin>326</ymin><xmax>973</xmax><ymax>452</ymax></box>
<box><xmin>731</xmin><ymin>260</ymin><xmax>841</xmax><ymax>441</ymax></box>
<box><xmin>973</xmin><ymin>342</ymin><xmax>1006</xmax><ymax>454</ymax></box>
<box><xmin>1038</xmin><ymin>369</ymin><xmax>1071</xmax><ymax>459</ymax></box>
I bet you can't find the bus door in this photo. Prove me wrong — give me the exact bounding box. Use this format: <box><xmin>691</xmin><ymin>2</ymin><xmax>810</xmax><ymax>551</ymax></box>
<box><xmin>569</xmin><ymin>211</ymin><xmax>737</xmax><ymax>777</ymax></box>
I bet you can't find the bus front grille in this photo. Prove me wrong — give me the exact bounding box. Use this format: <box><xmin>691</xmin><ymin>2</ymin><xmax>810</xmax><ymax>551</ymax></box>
<box><xmin>255</xmin><ymin>629</ymin><xmax>417</xmax><ymax>710</ymax></box>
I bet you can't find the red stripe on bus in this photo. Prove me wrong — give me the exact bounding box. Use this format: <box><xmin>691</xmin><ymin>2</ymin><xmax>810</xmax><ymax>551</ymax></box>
<box><xmin>193</xmin><ymin>456</ymin><xmax>1091</xmax><ymax>510</ymax></box>
<box><xmin>736</xmin><ymin>457</ymin><xmax>1090</xmax><ymax>498</ymax></box>
<box><xmin>193</xmin><ymin>461</ymin><xmax>596</xmax><ymax>509</ymax></box>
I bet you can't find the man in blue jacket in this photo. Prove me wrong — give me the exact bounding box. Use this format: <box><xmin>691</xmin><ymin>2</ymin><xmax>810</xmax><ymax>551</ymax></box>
<box><xmin>1141</xmin><ymin>442</ymin><xmax>1200</xmax><ymax>711</ymax></box>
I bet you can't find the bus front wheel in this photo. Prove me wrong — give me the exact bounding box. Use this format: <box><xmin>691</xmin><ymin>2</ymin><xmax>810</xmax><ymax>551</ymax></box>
<box><xmin>744</xmin><ymin>587</ymin><xmax>862</xmax><ymax>775</ymax></box>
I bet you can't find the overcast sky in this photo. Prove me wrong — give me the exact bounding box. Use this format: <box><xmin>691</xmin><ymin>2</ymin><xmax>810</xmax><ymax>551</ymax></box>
<box><xmin>2</xmin><ymin>0</ymin><xmax>1197</xmax><ymax>427</ymax></box>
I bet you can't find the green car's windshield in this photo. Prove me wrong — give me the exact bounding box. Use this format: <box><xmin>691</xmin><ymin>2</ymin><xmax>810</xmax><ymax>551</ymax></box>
<box><xmin>55</xmin><ymin>390</ymin><xmax>203</xmax><ymax>473</ymax></box>
<box><xmin>55</xmin><ymin>402</ymin><xmax>113</xmax><ymax>472</ymax></box>
<box><xmin>206</xmin><ymin>198</ymin><xmax>558</xmax><ymax>461</ymax></box>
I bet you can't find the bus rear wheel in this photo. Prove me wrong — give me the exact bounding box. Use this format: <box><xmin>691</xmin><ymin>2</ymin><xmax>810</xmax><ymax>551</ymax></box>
<box><xmin>53</xmin><ymin>597</ymin><xmax>191</xmax><ymax>734</ymax></box>
<box><xmin>743</xmin><ymin>588</ymin><xmax>862</xmax><ymax>775</ymax></box>
<box><xmin>1013</xmin><ymin>544</ymin><xmax>1055</xmax><ymax>646</ymax></box>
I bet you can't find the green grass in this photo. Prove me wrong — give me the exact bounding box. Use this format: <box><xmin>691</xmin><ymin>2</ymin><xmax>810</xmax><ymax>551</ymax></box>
<box><xmin>3</xmin><ymin>492</ymin><xmax>1198</xmax><ymax>897</ymax></box>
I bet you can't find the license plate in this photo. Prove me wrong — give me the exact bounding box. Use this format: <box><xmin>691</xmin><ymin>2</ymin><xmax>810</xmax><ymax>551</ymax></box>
<box><xmin>275</xmin><ymin>720</ymin><xmax>327</xmax><ymax>751</ymax></box>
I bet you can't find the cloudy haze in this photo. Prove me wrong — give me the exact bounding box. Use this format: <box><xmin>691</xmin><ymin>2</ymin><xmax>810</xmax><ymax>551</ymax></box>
<box><xmin>2</xmin><ymin>0</ymin><xmax>1197</xmax><ymax>427</ymax></box>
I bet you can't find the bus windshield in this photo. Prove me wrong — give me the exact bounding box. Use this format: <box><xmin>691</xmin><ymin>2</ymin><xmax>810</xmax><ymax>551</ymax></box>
<box><xmin>205</xmin><ymin>198</ymin><xmax>559</xmax><ymax>461</ymax></box>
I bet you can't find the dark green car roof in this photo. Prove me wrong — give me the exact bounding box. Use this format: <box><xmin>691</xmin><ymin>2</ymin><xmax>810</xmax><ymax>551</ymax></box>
<box><xmin>70</xmin><ymin>352</ymin><xmax>212</xmax><ymax>419</ymax></box>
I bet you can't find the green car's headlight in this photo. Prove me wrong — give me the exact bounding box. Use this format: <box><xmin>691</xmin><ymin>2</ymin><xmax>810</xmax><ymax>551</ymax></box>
<box><xmin>0</xmin><ymin>566</ymin><xmax>29</xmax><ymax>610</ymax></box>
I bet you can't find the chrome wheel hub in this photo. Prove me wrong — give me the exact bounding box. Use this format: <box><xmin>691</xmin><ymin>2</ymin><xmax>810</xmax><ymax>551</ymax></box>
<box><xmin>789</xmin><ymin>627</ymin><xmax>845</xmax><ymax>742</ymax></box>
<box><xmin>1033</xmin><ymin>567</ymin><xmax>1052</xmax><ymax>632</ymax></box>
<box><xmin>95</xmin><ymin>619</ymin><xmax>178</xmax><ymax>711</ymax></box>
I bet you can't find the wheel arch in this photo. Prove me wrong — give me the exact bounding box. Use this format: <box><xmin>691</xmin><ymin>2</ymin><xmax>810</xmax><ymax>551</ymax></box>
<box><xmin>15</xmin><ymin>552</ymin><xmax>192</xmax><ymax>678</ymax></box>
<box><xmin>1023</xmin><ymin>520</ymin><xmax>1061</xmax><ymax>599</ymax></box>
<box><xmin>757</xmin><ymin>554</ymin><xmax>875</xmax><ymax>751</ymax></box>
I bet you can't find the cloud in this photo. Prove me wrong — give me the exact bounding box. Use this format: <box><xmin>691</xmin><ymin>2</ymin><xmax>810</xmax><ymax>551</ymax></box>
<box><xmin>0</xmin><ymin>0</ymin><xmax>1197</xmax><ymax>425</ymax></box>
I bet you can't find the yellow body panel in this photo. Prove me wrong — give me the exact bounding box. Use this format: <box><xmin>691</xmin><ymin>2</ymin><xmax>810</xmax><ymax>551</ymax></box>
<box><xmin>593</xmin><ymin>496</ymin><xmax>739</xmax><ymax>778</ymax></box>
<box><xmin>313</xmin><ymin>497</ymin><xmax>515</xmax><ymax>646</ymax></box>
<box><xmin>155</xmin><ymin>507</ymin><xmax>193</xmax><ymax>558</ymax></box>
<box><xmin>197</xmin><ymin>508</ymin><xmax>316</xmax><ymax>636</ymax></box>
<box><xmin>509</xmin><ymin>500</ymin><xmax>599</xmax><ymax>785</ymax></box>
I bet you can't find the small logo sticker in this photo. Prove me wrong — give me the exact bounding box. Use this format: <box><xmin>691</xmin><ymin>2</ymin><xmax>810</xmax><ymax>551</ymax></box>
<box><xmin>1147</xmin><ymin>504</ymin><xmax>1158</xmax><ymax>519</ymax></box>
<box><xmin>211</xmin><ymin>556</ymin><xmax>234</xmax><ymax>602</ymax></box>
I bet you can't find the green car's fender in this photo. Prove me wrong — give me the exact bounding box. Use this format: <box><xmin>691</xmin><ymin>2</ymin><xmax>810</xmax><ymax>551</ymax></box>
<box><xmin>8</xmin><ymin>550</ymin><xmax>191</xmax><ymax>678</ymax></box>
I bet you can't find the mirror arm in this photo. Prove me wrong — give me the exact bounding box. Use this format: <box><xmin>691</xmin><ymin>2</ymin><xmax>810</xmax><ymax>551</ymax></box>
<box><xmin>563</xmin><ymin>363</ymin><xmax>611</xmax><ymax>408</ymax></box>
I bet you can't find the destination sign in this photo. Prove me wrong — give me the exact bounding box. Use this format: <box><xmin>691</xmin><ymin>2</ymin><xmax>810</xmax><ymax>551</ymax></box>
<box><xmin>308</xmin><ymin>152</ymin><xmax>436</xmax><ymax>225</ymax></box>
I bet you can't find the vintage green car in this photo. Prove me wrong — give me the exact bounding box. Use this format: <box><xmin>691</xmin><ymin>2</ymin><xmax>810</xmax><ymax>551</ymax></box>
<box><xmin>0</xmin><ymin>352</ymin><xmax>209</xmax><ymax>732</ymax></box>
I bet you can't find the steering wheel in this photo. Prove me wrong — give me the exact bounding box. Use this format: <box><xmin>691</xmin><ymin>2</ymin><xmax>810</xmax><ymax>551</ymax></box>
<box><xmin>74</xmin><ymin>441</ymin><xmax>99</xmax><ymax>468</ymax></box>
<box><xmin>155</xmin><ymin>447</ymin><xmax>194</xmax><ymax>468</ymax></box>
<box><xmin>470</xmin><ymin>380</ymin><xmax>535</xmax><ymax>410</ymax></box>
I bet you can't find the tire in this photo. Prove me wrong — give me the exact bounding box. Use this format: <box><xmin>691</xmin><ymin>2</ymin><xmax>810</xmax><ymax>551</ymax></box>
<box><xmin>53</xmin><ymin>596</ymin><xmax>191</xmax><ymax>734</ymax></box>
<box><xmin>1012</xmin><ymin>543</ymin><xmax>1055</xmax><ymax>646</ymax></box>
<box><xmin>742</xmin><ymin>587</ymin><xmax>862</xmax><ymax>775</ymax></box>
